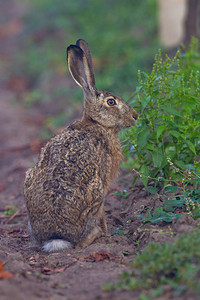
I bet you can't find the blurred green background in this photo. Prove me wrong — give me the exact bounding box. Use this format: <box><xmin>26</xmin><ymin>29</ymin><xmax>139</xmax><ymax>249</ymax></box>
<box><xmin>8</xmin><ymin>0</ymin><xmax>158</xmax><ymax>136</ymax></box>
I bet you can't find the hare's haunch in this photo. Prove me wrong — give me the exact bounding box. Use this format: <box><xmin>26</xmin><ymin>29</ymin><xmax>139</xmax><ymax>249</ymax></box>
<box><xmin>24</xmin><ymin>39</ymin><xmax>138</xmax><ymax>252</ymax></box>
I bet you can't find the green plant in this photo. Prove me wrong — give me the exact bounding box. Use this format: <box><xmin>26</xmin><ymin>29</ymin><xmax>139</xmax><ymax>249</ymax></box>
<box><xmin>114</xmin><ymin>228</ymin><xmax>126</xmax><ymax>236</ymax></box>
<box><xmin>1</xmin><ymin>205</ymin><xmax>16</xmax><ymax>216</ymax></box>
<box><xmin>123</xmin><ymin>38</ymin><xmax>200</xmax><ymax>186</ymax></box>
<box><xmin>137</xmin><ymin>166</ymin><xmax>200</xmax><ymax>224</ymax></box>
<box><xmin>104</xmin><ymin>228</ymin><xmax>200</xmax><ymax>298</ymax></box>
<box><xmin>137</xmin><ymin>207</ymin><xmax>181</xmax><ymax>224</ymax></box>
<box><xmin>113</xmin><ymin>188</ymin><xmax>131</xmax><ymax>199</ymax></box>
<box><xmin>165</xmin><ymin>167</ymin><xmax>200</xmax><ymax>219</ymax></box>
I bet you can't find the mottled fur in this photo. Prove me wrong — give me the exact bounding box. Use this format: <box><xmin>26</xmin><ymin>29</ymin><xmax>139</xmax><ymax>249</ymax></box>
<box><xmin>24</xmin><ymin>39</ymin><xmax>137</xmax><ymax>252</ymax></box>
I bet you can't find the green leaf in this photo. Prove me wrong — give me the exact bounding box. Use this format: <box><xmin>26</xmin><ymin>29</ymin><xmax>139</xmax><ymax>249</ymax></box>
<box><xmin>142</xmin><ymin>207</ymin><xmax>182</xmax><ymax>224</ymax></box>
<box><xmin>137</xmin><ymin>129</ymin><xmax>150</xmax><ymax>150</ymax></box>
<box><xmin>170</xmin><ymin>130</ymin><xmax>184</xmax><ymax>139</ymax></box>
<box><xmin>137</xmin><ymin>214</ymin><xmax>145</xmax><ymax>219</ymax></box>
<box><xmin>132</xmin><ymin>176</ymin><xmax>138</xmax><ymax>186</ymax></box>
<box><xmin>164</xmin><ymin>198</ymin><xmax>185</xmax><ymax>210</ymax></box>
<box><xmin>151</xmin><ymin>151</ymin><xmax>164</xmax><ymax>168</ymax></box>
<box><xmin>145</xmin><ymin>186</ymin><xmax>158</xmax><ymax>194</ymax></box>
<box><xmin>135</xmin><ymin>85</ymin><xmax>142</xmax><ymax>94</ymax></box>
<box><xmin>156</xmin><ymin>125</ymin><xmax>166</xmax><ymax>140</ymax></box>
<box><xmin>185</xmin><ymin>140</ymin><xmax>196</xmax><ymax>155</ymax></box>
<box><xmin>141</xmin><ymin>71</ymin><xmax>149</xmax><ymax>78</ymax></box>
<box><xmin>140</xmin><ymin>165</ymin><xmax>150</xmax><ymax>187</ymax></box>
<box><xmin>161</xmin><ymin>105</ymin><xmax>182</xmax><ymax>117</ymax></box>
<box><xmin>141</xmin><ymin>95</ymin><xmax>151</xmax><ymax>110</ymax></box>
<box><xmin>174</xmin><ymin>160</ymin><xmax>186</xmax><ymax>169</ymax></box>
<box><xmin>164</xmin><ymin>186</ymin><xmax>179</xmax><ymax>193</ymax></box>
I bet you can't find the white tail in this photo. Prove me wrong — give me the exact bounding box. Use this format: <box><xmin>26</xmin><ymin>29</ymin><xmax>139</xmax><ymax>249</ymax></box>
<box><xmin>42</xmin><ymin>239</ymin><xmax>73</xmax><ymax>253</ymax></box>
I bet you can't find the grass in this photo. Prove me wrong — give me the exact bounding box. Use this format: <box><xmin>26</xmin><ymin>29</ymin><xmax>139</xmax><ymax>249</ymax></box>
<box><xmin>104</xmin><ymin>228</ymin><xmax>200</xmax><ymax>299</ymax></box>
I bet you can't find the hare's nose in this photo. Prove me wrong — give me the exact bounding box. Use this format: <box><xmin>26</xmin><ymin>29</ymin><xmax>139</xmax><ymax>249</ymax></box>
<box><xmin>133</xmin><ymin>110</ymin><xmax>138</xmax><ymax>120</ymax></box>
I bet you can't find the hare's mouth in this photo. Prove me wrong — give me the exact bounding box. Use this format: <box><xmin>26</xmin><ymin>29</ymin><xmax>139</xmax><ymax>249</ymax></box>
<box><xmin>124</xmin><ymin>118</ymin><xmax>137</xmax><ymax>128</ymax></box>
<box><xmin>132</xmin><ymin>118</ymin><xmax>137</xmax><ymax>124</ymax></box>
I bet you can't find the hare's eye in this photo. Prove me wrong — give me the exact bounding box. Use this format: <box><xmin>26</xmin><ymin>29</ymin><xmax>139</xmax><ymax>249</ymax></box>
<box><xmin>107</xmin><ymin>99</ymin><xmax>116</xmax><ymax>106</ymax></box>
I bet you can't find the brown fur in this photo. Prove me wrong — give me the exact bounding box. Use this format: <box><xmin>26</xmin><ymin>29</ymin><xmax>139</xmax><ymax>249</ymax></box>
<box><xmin>24</xmin><ymin>39</ymin><xmax>137</xmax><ymax>251</ymax></box>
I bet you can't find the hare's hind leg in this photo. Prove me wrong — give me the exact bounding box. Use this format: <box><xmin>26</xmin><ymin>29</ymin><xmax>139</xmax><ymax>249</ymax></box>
<box><xmin>99</xmin><ymin>202</ymin><xmax>109</xmax><ymax>236</ymax></box>
<box><xmin>75</xmin><ymin>225</ymin><xmax>102</xmax><ymax>249</ymax></box>
<box><xmin>75</xmin><ymin>203</ymin><xmax>109</xmax><ymax>249</ymax></box>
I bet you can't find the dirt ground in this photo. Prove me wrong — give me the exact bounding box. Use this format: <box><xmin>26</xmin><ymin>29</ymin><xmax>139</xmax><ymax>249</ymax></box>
<box><xmin>0</xmin><ymin>1</ymin><xmax>199</xmax><ymax>300</ymax></box>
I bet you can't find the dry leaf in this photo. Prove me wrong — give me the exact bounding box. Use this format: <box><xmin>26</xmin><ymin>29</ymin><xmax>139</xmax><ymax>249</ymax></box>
<box><xmin>95</xmin><ymin>251</ymin><xmax>113</xmax><ymax>262</ymax></box>
<box><xmin>88</xmin><ymin>251</ymin><xmax>113</xmax><ymax>263</ymax></box>
<box><xmin>42</xmin><ymin>262</ymin><xmax>74</xmax><ymax>275</ymax></box>
<box><xmin>0</xmin><ymin>261</ymin><xmax>13</xmax><ymax>280</ymax></box>
<box><xmin>42</xmin><ymin>266</ymin><xmax>66</xmax><ymax>275</ymax></box>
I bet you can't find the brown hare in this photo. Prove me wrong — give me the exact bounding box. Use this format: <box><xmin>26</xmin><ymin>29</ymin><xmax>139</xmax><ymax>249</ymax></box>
<box><xmin>24</xmin><ymin>39</ymin><xmax>138</xmax><ymax>252</ymax></box>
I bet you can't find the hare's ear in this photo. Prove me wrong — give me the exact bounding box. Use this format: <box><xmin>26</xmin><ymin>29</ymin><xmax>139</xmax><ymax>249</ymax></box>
<box><xmin>67</xmin><ymin>44</ymin><xmax>96</xmax><ymax>96</ymax></box>
<box><xmin>76</xmin><ymin>39</ymin><xmax>95</xmax><ymax>84</ymax></box>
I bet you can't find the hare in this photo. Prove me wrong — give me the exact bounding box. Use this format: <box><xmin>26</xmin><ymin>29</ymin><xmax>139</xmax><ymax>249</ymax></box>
<box><xmin>24</xmin><ymin>39</ymin><xmax>138</xmax><ymax>252</ymax></box>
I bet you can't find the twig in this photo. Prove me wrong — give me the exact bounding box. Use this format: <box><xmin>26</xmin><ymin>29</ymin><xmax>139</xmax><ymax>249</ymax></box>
<box><xmin>6</xmin><ymin>211</ymin><xmax>27</xmax><ymax>223</ymax></box>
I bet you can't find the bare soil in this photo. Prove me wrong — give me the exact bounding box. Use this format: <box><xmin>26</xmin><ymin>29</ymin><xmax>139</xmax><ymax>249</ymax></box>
<box><xmin>0</xmin><ymin>1</ymin><xmax>199</xmax><ymax>299</ymax></box>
